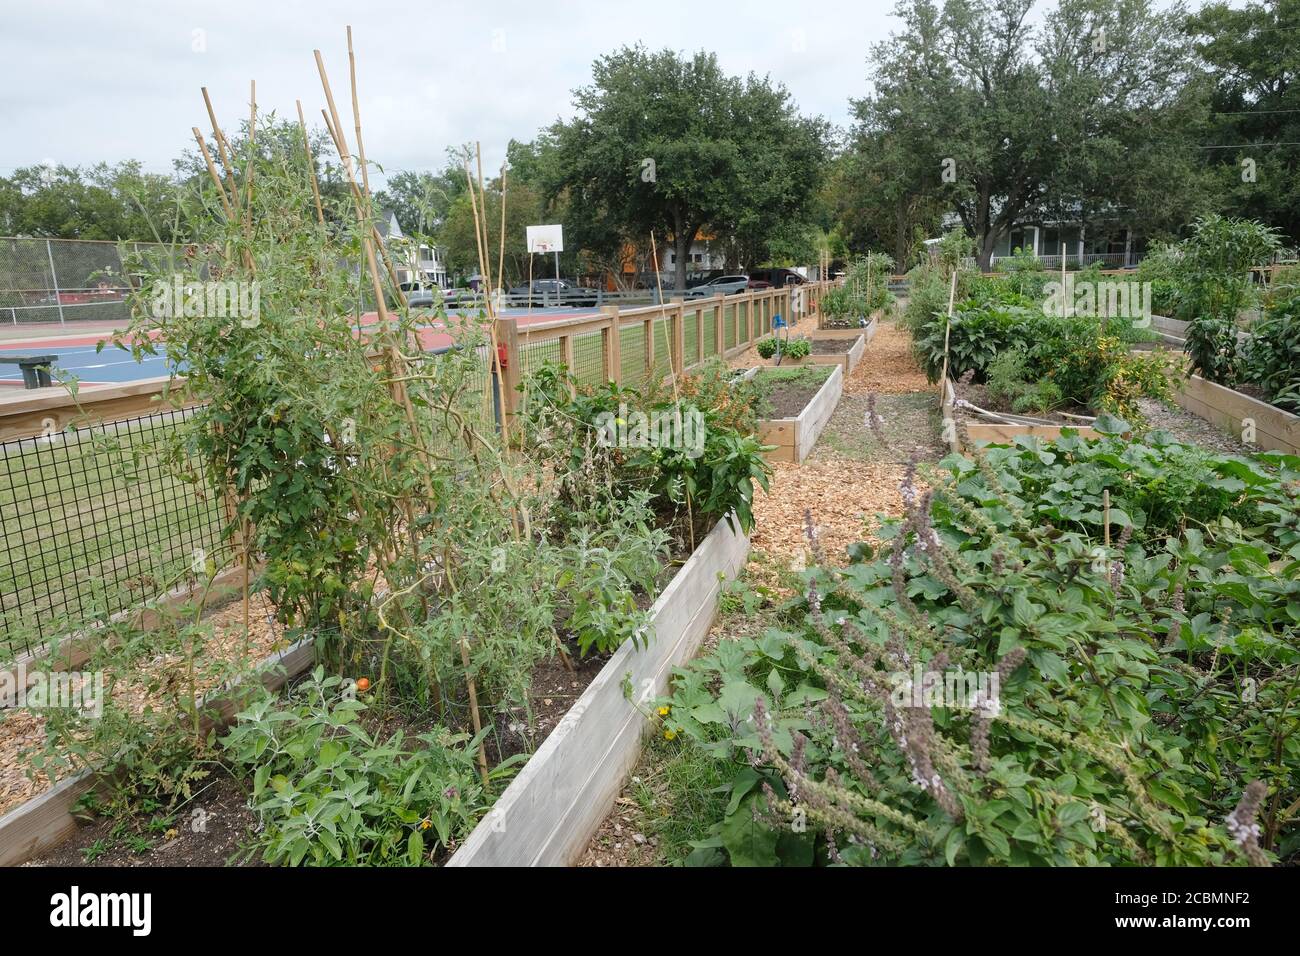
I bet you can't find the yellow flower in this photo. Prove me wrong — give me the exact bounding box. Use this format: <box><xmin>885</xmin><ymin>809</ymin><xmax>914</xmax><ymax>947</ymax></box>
<box><xmin>419</xmin><ymin>819</ymin><xmax>432</xmax><ymax>831</ymax></box>
<box><xmin>663</xmin><ymin>728</ymin><xmax>677</xmax><ymax>741</ymax></box>
<box><xmin>657</xmin><ymin>705</ymin><xmax>670</xmax><ymax>716</ymax></box>
<box><xmin>164</xmin><ymin>828</ymin><xmax>179</xmax><ymax>840</ymax></box>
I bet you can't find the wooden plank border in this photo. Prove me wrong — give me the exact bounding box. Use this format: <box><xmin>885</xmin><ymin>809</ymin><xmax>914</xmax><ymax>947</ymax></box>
<box><xmin>446</xmin><ymin>514</ymin><xmax>751</xmax><ymax>867</ymax></box>
<box><xmin>805</xmin><ymin>332</ymin><xmax>867</xmax><ymax>376</ymax></box>
<box><xmin>943</xmin><ymin>377</ymin><xmax>1099</xmax><ymax>450</ymax></box>
<box><xmin>1170</xmin><ymin>374</ymin><xmax>1300</xmax><ymax>454</ymax></box>
<box><xmin>755</xmin><ymin>364</ymin><xmax>844</xmax><ymax>464</ymax></box>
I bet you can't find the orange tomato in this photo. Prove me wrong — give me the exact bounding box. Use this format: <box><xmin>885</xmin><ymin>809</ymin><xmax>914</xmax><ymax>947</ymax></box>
<box><xmin>355</xmin><ymin>677</ymin><xmax>371</xmax><ymax>692</ymax></box>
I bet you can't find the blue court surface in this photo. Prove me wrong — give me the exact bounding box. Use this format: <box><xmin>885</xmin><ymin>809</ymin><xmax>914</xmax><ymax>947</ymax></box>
<box><xmin>0</xmin><ymin>305</ymin><xmax>601</xmax><ymax>386</ymax></box>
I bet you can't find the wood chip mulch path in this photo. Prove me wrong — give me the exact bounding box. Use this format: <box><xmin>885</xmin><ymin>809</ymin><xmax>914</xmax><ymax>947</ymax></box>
<box><xmin>582</xmin><ymin>316</ymin><xmax>942</xmax><ymax>866</ymax></box>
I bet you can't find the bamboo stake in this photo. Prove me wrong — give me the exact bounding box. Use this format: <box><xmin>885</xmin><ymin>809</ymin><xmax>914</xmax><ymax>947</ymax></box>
<box><xmin>201</xmin><ymin>87</ymin><xmax>239</xmax><ymax>210</ymax></box>
<box><xmin>319</xmin><ymin>108</ymin><xmax>408</xmax><ymax>306</ymax></box>
<box><xmin>346</xmin><ymin>26</ymin><xmax>407</xmax><ymax>309</ymax></box>
<box><xmin>497</xmin><ymin>163</ymin><xmax>508</xmax><ymax>306</ymax></box>
<box><xmin>296</xmin><ymin>99</ymin><xmax>325</xmax><ymax>225</ymax></box>
<box><xmin>650</xmin><ymin>230</ymin><xmax>694</xmax><ymax>553</ymax></box>
<box><xmin>1102</xmin><ymin>489</ymin><xmax>1111</xmax><ymax>547</ymax></box>
<box><xmin>191</xmin><ymin>129</ymin><xmax>235</xmax><ymax>221</ymax></box>
<box><xmin>463</xmin><ymin>156</ymin><xmax>511</xmax><ymax>449</ymax></box>
<box><xmin>319</xmin><ymin>39</ymin><xmax>486</xmax><ymax>784</ymax></box>
<box><xmin>937</xmin><ymin>269</ymin><xmax>958</xmax><ymax>402</ymax></box>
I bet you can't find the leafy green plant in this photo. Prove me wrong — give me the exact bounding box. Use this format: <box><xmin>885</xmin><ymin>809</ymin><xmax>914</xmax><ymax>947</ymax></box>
<box><xmin>223</xmin><ymin>671</ymin><xmax>507</xmax><ymax>866</ymax></box>
<box><xmin>655</xmin><ymin>425</ymin><xmax>1300</xmax><ymax>866</ymax></box>
<box><xmin>523</xmin><ymin>361</ymin><xmax>773</xmax><ymax>538</ymax></box>
<box><xmin>986</xmin><ymin>346</ymin><xmax>1062</xmax><ymax>415</ymax></box>
<box><xmin>755</xmin><ymin>336</ymin><xmax>779</xmax><ymax>359</ymax></box>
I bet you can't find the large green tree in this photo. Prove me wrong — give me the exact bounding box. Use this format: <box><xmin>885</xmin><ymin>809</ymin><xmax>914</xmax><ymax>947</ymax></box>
<box><xmin>0</xmin><ymin>162</ymin><xmax>183</xmax><ymax>241</ymax></box>
<box><xmin>1187</xmin><ymin>0</ymin><xmax>1300</xmax><ymax>245</ymax></box>
<box><xmin>543</xmin><ymin>45</ymin><xmax>828</xmax><ymax>290</ymax></box>
<box><xmin>855</xmin><ymin>0</ymin><xmax>1207</xmax><ymax>269</ymax></box>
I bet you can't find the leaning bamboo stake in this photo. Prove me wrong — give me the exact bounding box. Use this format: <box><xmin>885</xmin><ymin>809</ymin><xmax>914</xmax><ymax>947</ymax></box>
<box><xmin>937</xmin><ymin>269</ymin><xmax>958</xmax><ymax>404</ymax></box>
<box><xmin>319</xmin><ymin>38</ymin><xmax>487</xmax><ymax>784</ymax></box>
<box><xmin>464</xmin><ymin>156</ymin><xmax>511</xmax><ymax>450</ymax></box>
<box><xmin>192</xmin><ymin>129</ymin><xmax>236</xmax><ymax>221</ymax></box>
<box><xmin>496</xmin><ymin>163</ymin><xmax>508</xmax><ymax>308</ymax></box>
<box><xmin>346</xmin><ymin>26</ymin><xmax>407</xmax><ymax>309</ymax></box>
<box><xmin>318</xmin><ymin>107</ymin><xmax>408</xmax><ymax>306</ymax></box>
<box><xmin>650</xmin><ymin>231</ymin><xmax>695</xmax><ymax>553</ymax></box>
<box><xmin>201</xmin><ymin>87</ymin><xmax>240</xmax><ymax>210</ymax></box>
<box><xmin>296</xmin><ymin>99</ymin><xmax>325</xmax><ymax>225</ymax></box>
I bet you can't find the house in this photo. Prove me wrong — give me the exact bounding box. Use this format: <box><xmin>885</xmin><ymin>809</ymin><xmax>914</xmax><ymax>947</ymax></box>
<box><xmin>376</xmin><ymin>207</ymin><xmax>448</xmax><ymax>288</ymax></box>
<box><xmin>942</xmin><ymin>211</ymin><xmax>1145</xmax><ymax>269</ymax></box>
<box><xmin>617</xmin><ymin>233</ymin><xmax>727</xmax><ymax>287</ymax></box>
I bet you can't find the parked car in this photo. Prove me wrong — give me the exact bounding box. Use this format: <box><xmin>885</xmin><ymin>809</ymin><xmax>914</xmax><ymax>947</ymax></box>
<box><xmin>747</xmin><ymin>278</ymin><xmax>772</xmax><ymax>290</ymax></box>
<box><xmin>685</xmin><ymin>275</ymin><xmax>751</xmax><ymax>298</ymax></box>
<box><xmin>685</xmin><ymin>270</ymin><xmax>726</xmax><ymax>289</ymax></box>
<box><xmin>748</xmin><ymin>268</ymin><xmax>806</xmax><ymax>287</ymax></box>
<box><xmin>506</xmin><ymin>279</ymin><xmax>600</xmax><ymax>308</ymax></box>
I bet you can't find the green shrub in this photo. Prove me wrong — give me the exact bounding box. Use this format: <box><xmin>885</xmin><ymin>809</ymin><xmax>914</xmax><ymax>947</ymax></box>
<box><xmin>655</xmin><ymin>427</ymin><xmax>1300</xmax><ymax>866</ymax></box>
<box><xmin>223</xmin><ymin>671</ymin><xmax>508</xmax><ymax>866</ymax></box>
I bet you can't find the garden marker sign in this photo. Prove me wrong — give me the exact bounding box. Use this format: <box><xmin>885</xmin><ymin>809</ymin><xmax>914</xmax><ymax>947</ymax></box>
<box><xmin>526</xmin><ymin>224</ymin><xmax>564</xmax><ymax>254</ymax></box>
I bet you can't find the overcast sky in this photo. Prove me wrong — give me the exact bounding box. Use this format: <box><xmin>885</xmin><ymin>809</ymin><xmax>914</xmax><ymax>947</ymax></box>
<box><xmin>0</xmin><ymin>0</ymin><xmax>907</xmax><ymax>187</ymax></box>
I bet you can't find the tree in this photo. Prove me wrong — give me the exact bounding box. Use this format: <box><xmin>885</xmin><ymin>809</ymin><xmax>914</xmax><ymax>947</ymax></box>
<box><xmin>856</xmin><ymin>0</ymin><xmax>1206</xmax><ymax>270</ymax></box>
<box><xmin>374</xmin><ymin>163</ymin><xmax>466</xmax><ymax>239</ymax></box>
<box><xmin>544</xmin><ymin>45</ymin><xmax>828</xmax><ymax>290</ymax></box>
<box><xmin>0</xmin><ymin>162</ymin><xmax>184</xmax><ymax>241</ymax></box>
<box><xmin>1187</xmin><ymin>0</ymin><xmax>1300</xmax><ymax>245</ymax></box>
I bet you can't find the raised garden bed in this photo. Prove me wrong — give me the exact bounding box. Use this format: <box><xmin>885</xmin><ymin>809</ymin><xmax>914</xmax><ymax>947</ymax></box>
<box><xmin>804</xmin><ymin>332</ymin><xmax>867</xmax><ymax>375</ymax></box>
<box><xmin>0</xmin><ymin>633</ymin><xmax>315</xmax><ymax>867</ymax></box>
<box><xmin>750</xmin><ymin>364</ymin><xmax>843</xmax><ymax>464</ymax></box>
<box><xmin>1169</xmin><ymin>373</ymin><xmax>1300</xmax><ymax>454</ymax></box>
<box><xmin>446</xmin><ymin>513</ymin><xmax>750</xmax><ymax>866</ymax></box>
<box><xmin>941</xmin><ymin>377</ymin><xmax>1099</xmax><ymax>452</ymax></box>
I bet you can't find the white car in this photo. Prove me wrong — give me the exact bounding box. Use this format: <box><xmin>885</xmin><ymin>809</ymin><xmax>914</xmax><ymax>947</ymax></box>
<box><xmin>685</xmin><ymin>275</ymin><xmax>750</xmax><ymax>298</ymax></box>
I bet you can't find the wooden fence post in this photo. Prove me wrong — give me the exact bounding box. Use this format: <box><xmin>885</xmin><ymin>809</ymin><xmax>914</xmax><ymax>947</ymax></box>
<box><xmin>714</xmin><ymin>295</ymin><xmax>725</xmax><ymax>355</ymax></box>
<box><xmin>494</xmin><ymin>317</ymin><xmax>522</xmax><ymax>421</ymax></box>
<box><xmin>559</xmin><ymin>332</ymin><xmax>576</xmax><ymax>397</ymax></box>
<box><xmin>601</xmin><ymin>305</ymin><xmax>622</xmax><ymax>384</ymax></box>
<box><xmin>671</xmin><ymin>302</ymin><xmax>685</xmax><ymax>377</ymax></box>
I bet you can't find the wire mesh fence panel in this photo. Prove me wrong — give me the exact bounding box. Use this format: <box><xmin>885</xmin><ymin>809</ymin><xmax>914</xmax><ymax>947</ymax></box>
<box><xmin>619</xmin><ymin>322</ymin><xmax>646</xmax><ymax>387</ymax></box>
<box><xmin>683</xmin><ymin>309</ymin><xmax>700</xmax><ymax>365</ymax></box>
<box><xmin>569</xmin><ymin>329</ymin><xmax>606</xmax><ymax>388</ymax></box>
<box><xmin>650</xmin><ymin>316</ymin><xmax>673</xmax><ymax>380</ymax></box>
<box><xmin>516</xmin><ymin>337</ymin><xmax>561</xmax><ymax>417</ymax></box>
<box><xmin>0</xmin><ymin>408</ymin><xmax>232</xmax><ymax>661</ymax></box>
<box><xmin>701</xmin><ymin>307</ymin><xmax>717</xmax><ymax>359</ymax></box>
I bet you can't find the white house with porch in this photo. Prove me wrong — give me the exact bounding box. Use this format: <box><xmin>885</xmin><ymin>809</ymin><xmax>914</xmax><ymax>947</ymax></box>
<box><xmin>375</xmin><ymin>207</ymin><xmax>448</xmax><ymax>288</ymax></box>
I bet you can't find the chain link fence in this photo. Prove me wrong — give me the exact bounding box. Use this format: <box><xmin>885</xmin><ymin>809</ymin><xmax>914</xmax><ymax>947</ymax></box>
<box><xmin>0</xmin><ymin>236</ymin><xmax>176</xmax><ymax>326</ymax></box>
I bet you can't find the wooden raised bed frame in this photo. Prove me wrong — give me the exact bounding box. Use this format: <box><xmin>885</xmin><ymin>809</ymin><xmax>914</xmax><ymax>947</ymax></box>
<box><xmin>806</xmin><ymin>329</ymin><xmax>869</xmax><ymax>376</ymax></box>
<box><xmin>941</xmin><ymin>378</ymin><xmax>1099</xmax><ymax>453</ymax></box>
<box><xmin>754</xmin><ymin>364</ymin><xmax>844</xmax><ymax>464</ymax></box>
<box><xmin>1170</xmin><ymin>374</ymin><xmax>1300</xmax><ymax>455</ymax></box>
<box><xmin>446</xmin><ymin>514</ymin><xmax>750</xmax><ymax>867</ymax></box>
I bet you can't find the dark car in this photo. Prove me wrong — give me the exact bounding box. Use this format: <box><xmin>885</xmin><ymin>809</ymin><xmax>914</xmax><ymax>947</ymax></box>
<box><xmin>507</xmin><ymin>279</ymin><xmax>600</xmax><ymax>308</ymax></box>
<box><xmin>748</xmin><ymin>268</ymin><xmax>806</xmax><ymax>287</ymax></box>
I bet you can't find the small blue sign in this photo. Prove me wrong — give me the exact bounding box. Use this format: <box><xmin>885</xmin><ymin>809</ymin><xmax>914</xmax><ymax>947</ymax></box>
<box><xmin>773</xmin><ymin>313</ymin><xmax>786</xmax><ymax>329</ymax></box>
